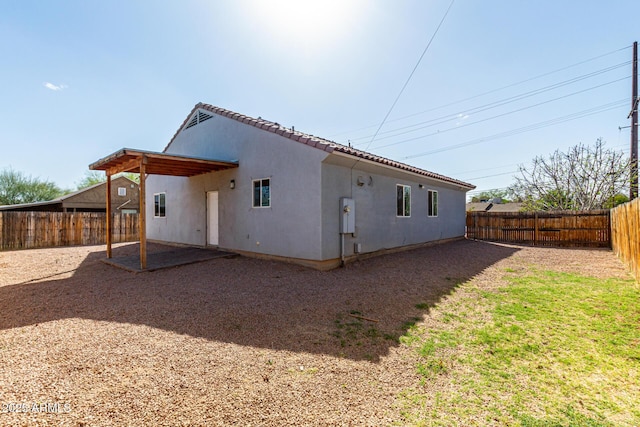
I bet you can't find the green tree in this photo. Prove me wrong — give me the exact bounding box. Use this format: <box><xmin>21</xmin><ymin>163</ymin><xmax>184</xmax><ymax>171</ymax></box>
<box><xmin>470</xmin><ymin>189</ymin><xmax>510</xmax><ymax>203</ymax></box>
<box><xmin>76</xmin><ymin>170</ymin><xmax>106</xmax><ymax>189</ymax></box>
<box><xmin>508</xmin><ymin>139</ymin><xmax>631</xmax><ymax>211</ymax></box>
<box><xmin>603</xmin><ymin>193</ymin><xmax>629</xmax><ymax>209</ymax></box>
<box><xmin>0</xmin><ymin>168</ymin><xmax>65</xmax><ymax>205</ymax></box>
<box><xmin>76</xmin><ymin>171</ymin><xmax>140</xmax><ymax>190</ymax></box>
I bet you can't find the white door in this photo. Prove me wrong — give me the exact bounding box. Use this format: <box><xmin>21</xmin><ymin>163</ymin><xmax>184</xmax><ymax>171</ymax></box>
<box><xmin>207</xmin><ymin>191</ymin><xmax>219</xmax><ymax>246</ymax></box>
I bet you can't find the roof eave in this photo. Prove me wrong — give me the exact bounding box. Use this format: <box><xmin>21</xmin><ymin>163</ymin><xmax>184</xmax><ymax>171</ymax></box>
<box><xmin>329</xmin><ymin>151</ymin><xmax>475</xmax><ymax>190</ymax></box>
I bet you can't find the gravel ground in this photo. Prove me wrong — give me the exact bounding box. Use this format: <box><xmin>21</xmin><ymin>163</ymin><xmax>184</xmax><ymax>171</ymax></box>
<box><xmin>0</xmin><ymin>239</ymin><xmax>630</xmax><ymax>426</ymax></box>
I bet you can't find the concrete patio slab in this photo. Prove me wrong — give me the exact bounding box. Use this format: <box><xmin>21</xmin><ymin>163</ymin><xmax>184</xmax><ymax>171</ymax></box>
<box><xmin>102</xmin><ymin>246</ymin><xmax>237</xmax><ymax>272</ymax></box>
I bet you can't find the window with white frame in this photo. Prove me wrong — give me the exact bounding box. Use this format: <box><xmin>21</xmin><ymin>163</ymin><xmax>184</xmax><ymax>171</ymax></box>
<box><xmin>118</xmin><ymin>187</ymin><xmax>126</xmax><ymax>196</ymax></box>
<box><xmin>428</xmin><ymin>190</ymin><xmax>438</xmax><ymax>217</ymax></box>
<box><xmin>396</xmin><ymin>184</ymin><xmax>411</xmax><ymax>217</ymax></box>
<box><xmin>253</xmin><ymin>178</ymin><xmax>270</xmax><ymax>207</ymax></box>
<box><xmin>154</xmin><ymin>193</ymin><xmax>166</xmax><ymax>217</ymax></box>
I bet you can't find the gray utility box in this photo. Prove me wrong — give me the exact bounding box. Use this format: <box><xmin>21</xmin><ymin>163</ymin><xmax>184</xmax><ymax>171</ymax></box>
<box><xmin>340</xmin><ymin>197</ymin><xmax>355</xmax><ymax>234</ymax></box>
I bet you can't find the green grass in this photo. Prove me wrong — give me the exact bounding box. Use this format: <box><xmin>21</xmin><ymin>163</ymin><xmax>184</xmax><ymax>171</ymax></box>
<box><xmin>398</xmin><ymin>270</ymin><xmax>640</xmax><ymax>426</ymax></box>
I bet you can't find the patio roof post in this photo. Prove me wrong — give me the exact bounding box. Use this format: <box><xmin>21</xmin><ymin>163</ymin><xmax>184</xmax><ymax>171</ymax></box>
<box><xmin>139</xmin><ymin>157</ymin><xmax>147</xmax><ymax>270</ymax></box>
<box><xmin>106</xmin><ymin>172</ymin><xmax>112</xmax><ymax>258</ymax></box>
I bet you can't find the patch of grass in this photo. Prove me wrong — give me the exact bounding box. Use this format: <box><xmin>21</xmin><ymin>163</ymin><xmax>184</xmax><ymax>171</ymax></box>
<box><xmin>440</xmin><ymin>312</ymin><xmax>460</xmax><ymax>323</ymax></box>
<box><xmin>383</xmin><ymin>333</ymin><xmax>398</xmax><ymax>342</ymax></box>
<box><xmin>415</xmin><ymin>302</ymin><xmax>430</xmax><ymax>310</ymax></box>
<box><xmin>288</xmin><ymin>366</ymin><xmax>318</xmax><ymax>376</ymax></box>
<box><xmin>398</xmin><ymin>269</ymin><xmax>640</xmax><ymax>426</ymax></box>
<box><xmin>402</xmin><ymin>317</ymin><xmax>421</xmax><ymax>330</ymax></box>
<box><xmin>331</xmin><ymin>311</ymin><xmax>398</xmax><ymax>350</ymax></box>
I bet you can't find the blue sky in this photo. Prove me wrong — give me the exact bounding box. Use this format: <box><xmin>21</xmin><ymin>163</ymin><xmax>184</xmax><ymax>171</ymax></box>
<box><xmin>1</xmin><ymin>0</ymin><xmax>639</xmax><ymax>197</ymax></box>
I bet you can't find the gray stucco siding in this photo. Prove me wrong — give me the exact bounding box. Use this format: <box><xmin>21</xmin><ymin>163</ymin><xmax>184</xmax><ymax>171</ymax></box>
<box><xmin>321</xmin><ymin>156</ymin><xmax>468</xmax><ymax>260</ymax></box>
<box><xmin>147</xmin><ymin>112</ymin><xmax>327</xmax><ymax>260</ymax></box>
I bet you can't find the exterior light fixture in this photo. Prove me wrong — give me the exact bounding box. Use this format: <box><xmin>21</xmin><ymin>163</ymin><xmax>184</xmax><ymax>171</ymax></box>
<box><xmin>230</xmin><ymin>179</ymin><xmax>236</xmax><ymax>189</ymax></box>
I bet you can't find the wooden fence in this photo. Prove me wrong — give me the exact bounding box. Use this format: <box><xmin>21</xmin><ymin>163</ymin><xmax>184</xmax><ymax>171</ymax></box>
<box><xmin>611</xmin><ymin>198</ymin><xmax>640</xmax><ymax>282</ymax></box>
<box><xmin>466</xmin><ymin>210</ymin><xmax>611</xmax><ymax>248</ymax></box>
<box><xmin>0</xmin><ymin>211</ymin><xmax>139</xmax><ymax>250</ymax></box>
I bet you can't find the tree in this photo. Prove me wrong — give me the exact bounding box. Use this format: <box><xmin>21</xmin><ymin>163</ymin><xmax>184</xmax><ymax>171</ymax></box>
<box><xmin>508</xmin><ymin>139</ymin><xmax>631</xmax><ymax>211</ymax></box>
<box><xmin>76</xmin><ymin>170</ymin><xmax>106</xmax><ymax>189</ymax></box>
<box><xmin>0</xmin><ymin>168</ymin><xmax>65</xmax><ymax>205</ymax></box>
<box><xmin>603</xmin><ymin>193</ymin><xmax>629</xmax><ymax>209</ymax></box>
<box><xmin>76</xmin><ymin>171</ymin><xmax>140</xmax><ymax>190</ymax></box>
<box><xmin>470</xmin><ymin>189</ymin><xmax>510</xmax><ymax>203</ymax></box>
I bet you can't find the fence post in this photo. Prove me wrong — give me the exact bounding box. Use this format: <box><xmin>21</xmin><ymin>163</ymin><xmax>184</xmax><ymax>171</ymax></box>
<box><xmin>534</xmin><ymin>212</ymin><xmax>538</xmax><ymax>246</ymax></box>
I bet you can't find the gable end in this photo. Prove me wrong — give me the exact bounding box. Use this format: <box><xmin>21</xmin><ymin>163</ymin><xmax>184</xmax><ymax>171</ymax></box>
<box><xmin>183</xmin><ymin>109</ymin><xmax>214</xmax><ymax>131</ymax></box>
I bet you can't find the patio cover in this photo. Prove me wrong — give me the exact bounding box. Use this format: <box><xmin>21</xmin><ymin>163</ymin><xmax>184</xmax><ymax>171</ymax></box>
<box><xmin>89</xmin><ymin>148</ymin><xmax>238</xmax><ymax>270</ymax></box>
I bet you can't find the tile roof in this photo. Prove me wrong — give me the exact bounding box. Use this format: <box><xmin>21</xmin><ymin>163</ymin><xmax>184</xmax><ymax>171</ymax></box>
<box><xmin>165</xmin><ymin>103</ymin><xmax>476</xmax><ymax>190</ymax></box>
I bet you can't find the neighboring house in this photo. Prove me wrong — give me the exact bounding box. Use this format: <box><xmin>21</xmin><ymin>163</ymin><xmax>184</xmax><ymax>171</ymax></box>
<box><xmin>466</xmin><ymin>201</ymin><xmax>523</xmax><ymax>212</ymax></box>
<box><xmin>0</xmin><ymin>176</ymin><xmax>139</xmax><ymax>213</ymax></box>
<box><xmin>91</xmin><ymin>103</ymin><xmax>475</xmax><ymax>269</ymax></box>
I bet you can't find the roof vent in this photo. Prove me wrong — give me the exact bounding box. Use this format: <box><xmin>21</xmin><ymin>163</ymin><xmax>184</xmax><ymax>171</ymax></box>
<box><xmin>184</xmin><ymin>110</ymin><xmax>214</xmax><ymax>130</ymax></box>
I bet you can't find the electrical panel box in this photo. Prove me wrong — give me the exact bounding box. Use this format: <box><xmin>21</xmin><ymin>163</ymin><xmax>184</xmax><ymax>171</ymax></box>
<box><xmin>340</xmin><ymin>197</ymin><xmax>355</xmax><ymax>234</ymax></box>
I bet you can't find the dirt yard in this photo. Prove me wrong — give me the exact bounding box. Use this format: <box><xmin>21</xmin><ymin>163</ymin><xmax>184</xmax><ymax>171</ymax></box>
<box><xmin>0</xmin><ymin>239</ymin><xmax>630</xmax><ymax>426</ymax></box>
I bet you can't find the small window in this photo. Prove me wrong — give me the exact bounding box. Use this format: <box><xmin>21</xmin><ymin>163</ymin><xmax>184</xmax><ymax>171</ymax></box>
<box><xmin>253</xmin><ymin>178</ymin><xmax>271</xmax><ymax>207</ymax></box>
<box><xmin>396</xmin><ymin>184</ymin><xmax>411</xmax><ymax>217</ymax></box>
<box><xmin>118</xmin><ymin>187</ymin><xmax>126</xmax><ymax>196</ymax></box>
<box><xmin>154</xmin><ymin>193</ymin><xmax>166</xmax><ymax>217</ymax></box>
<box><xmin>428</xmin><ymin>190</ymin><xmax>438</xmax><ymax>217</ymax></box>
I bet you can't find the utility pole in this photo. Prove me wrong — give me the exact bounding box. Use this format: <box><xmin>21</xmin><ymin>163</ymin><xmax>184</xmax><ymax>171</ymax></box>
<box><xmin>630</xmin><ymin>41</ymin><xmax>638</xmax><ymax>200</ymax></box>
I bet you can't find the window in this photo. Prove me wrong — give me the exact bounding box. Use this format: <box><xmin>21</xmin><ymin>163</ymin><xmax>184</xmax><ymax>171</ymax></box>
<box><xmin>154</xmin><ymin>193</ymin><xmax>166</xmax><ymax>217</ymax></box>
<box><xmin>118</xmin><ymin>187</ymin><xmax>126</xmax><ymax>196</ymax></box>
<box><xmin>396</xmin><ymin>184</ymin><xmax>411</xmax><ymax>217</ymax></box>
<box><xmin>428</xmin><ymin>190</ymin><xmax>438</xmax><ymax>217</ymax></box>
<box><xmin>253</xmin><ymin>178</ymin><xmax>270</xmax><ymax>207</ymax></box>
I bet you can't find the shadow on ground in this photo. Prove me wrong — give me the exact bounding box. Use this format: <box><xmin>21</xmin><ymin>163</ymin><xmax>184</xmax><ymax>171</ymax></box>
<box><xmin>0</xmin><ymin>240</ymin><xmax>518</xmax><ymax>361</ymax></box>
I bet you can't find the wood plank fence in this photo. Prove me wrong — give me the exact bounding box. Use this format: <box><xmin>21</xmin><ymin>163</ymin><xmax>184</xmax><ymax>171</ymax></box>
<box><xmin>0</xmin><ymin>211</ymin><xmax>139</xmax><ymax>251</ymax></box>
<box><xmin>466</xmin><ymin>210</ymin><xmax>611</xmax><ymax>248</ymax></box>
<box><xmin>611</xmin><ymin>198</ymin><xmax>640</xmax><ymax>282</ymax></box>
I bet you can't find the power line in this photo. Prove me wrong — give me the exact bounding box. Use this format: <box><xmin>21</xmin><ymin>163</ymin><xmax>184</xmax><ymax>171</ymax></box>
<box><xmin>349</xmin><ymin>63</ymin><xmax>630</xmax><ymax>146</ymax></box>
<box><xmin>329</xmin><ymin>45</ymin><xmax>632</xmax><ymax>139</ymax></box>
<box><xmin>401</xmin><ymin>99</ymin><xmax>627</xmax><ymax>160</ymax></box>
<box><xmin>371</xmin><ymin>77</ymin><xmax>630</xmax><ymax>150</ymax></box>
<box><xmin>449</xmin><ymin>162</ymin><xmax>522</xmax><ymax>177</ymax></box>
<box><xmin>352</xmin><ymin>61</ymin><xmax>631</xmax><ymax>144</ymax></box>
<box><xmin>362</xmin><ymin>0</ymin><xmax>455</xmax><ymax>151</ymax></box>
<box><xmin>457</xmin><ymin>142</ymin><xmax>631</xmax><ymax>182</ymax></box>
<box><xmin>463</xmin><ymin>170</ymin><xmax>519</xmax><ymax>181</ymax></box>
<box><xmin>467</xmin><ymin>186</ymin><xmax>510</xmax><ymax>195</ymax></box>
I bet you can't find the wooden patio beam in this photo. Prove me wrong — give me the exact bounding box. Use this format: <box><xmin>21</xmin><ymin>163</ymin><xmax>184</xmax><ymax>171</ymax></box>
<box><xmin>106</xmin><ymin>158</ymin><xmax>140</xmax><ymax>176</ymax></box>
<box><xmin>106</xmin><ymin>173</ymin><xmax>112</xmax><ymax>258</ymax></box>
<box><xmin>139</xmin><ymin>157</ymin><xmax>147</xmax><ymax>270</ymax></box>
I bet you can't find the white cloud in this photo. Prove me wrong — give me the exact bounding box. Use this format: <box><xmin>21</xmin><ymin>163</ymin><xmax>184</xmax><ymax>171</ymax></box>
<box><xmin>43</xmin><ymin>82</ymin><xmax>68</xmax><ymax>91</ymax></box>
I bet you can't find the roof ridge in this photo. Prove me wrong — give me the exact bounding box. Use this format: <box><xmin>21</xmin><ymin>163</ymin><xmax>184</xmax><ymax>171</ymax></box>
<box><xmin>163</xmin><ymin>103</ymin><xmax>475</xmax><ymax>189</ymax></box>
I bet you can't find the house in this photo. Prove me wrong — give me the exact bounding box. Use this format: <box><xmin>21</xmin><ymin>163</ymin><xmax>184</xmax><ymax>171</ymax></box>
<box><xmin>0</xmin><ymin>176</ymin><xmax>139</xmax><ymax>213</ymax></box>
<box><xmin>90</xmin><ymin>103</ymin><xmax>475</xmax><ymax>269</ymax></box>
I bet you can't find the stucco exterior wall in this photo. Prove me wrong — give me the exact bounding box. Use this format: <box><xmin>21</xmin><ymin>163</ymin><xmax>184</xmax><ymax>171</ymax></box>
<box><xmin>320</xmin><ymin>155</ymin><xmax>468</xmax><ymax>260</ymax></box>
<box><xmin>146</xmin><ymin>112</ymin><xmax>327</xmax><ymax>260</ymax></box>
